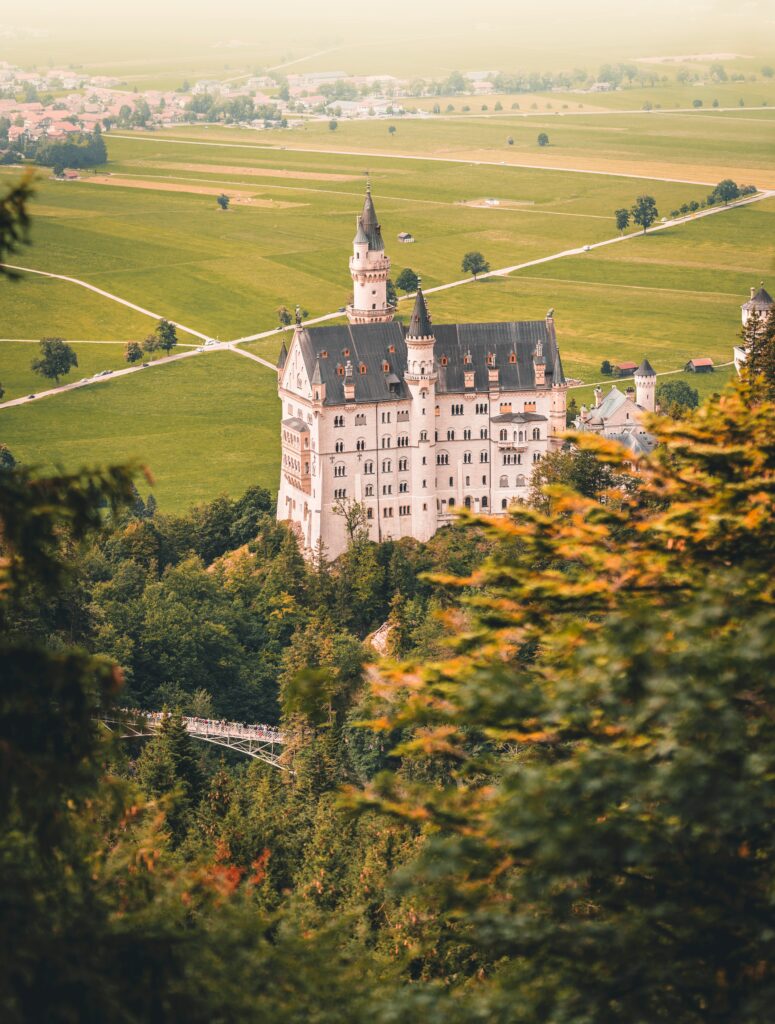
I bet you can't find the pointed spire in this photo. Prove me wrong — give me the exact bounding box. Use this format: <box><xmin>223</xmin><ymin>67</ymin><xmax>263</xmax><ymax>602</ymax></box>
<box><xmin>358</xmin><ymin>183</ymin><xmax>384</xmax><ymax>251</ymax></box>
<box><xmin>408</xmin><ymin>281</ymin><xmax>433</xmax><ymax>338</ymax></box>
<box><xmin>277</xmin><ymin>340</ymin><xmax>287</xmax><ymax>370</ymax></box>
<box><xmin>635</xmin><ymin>358</ymin><xmax>656</xmax><ymax>377</ymax></box>
<box><xmin>311</xmin><ymin>357</ymin><xmax>322</xmax><ymax>386</ymax></box>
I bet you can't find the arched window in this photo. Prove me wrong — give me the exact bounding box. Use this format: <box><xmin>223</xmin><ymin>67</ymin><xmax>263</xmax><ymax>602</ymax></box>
<box><xmin>334</xmin><ymin>463</ymin><xmax>346</xmax><ymax>478</ymax></box>
<box><xmin>359</xmin><ymin>363</ymin><xmax>367</xmax><ymax>374</ymax></box>
<box><xmin>480</xmin><ymin>451</ymin><xmax>489</xmax><ymax>463</ymax></box>
<box><xmin>509</xmin><ymin>352</ymin><xmax>517</xmax><ymax>364</ymax></box>
<box><xmin>481</xmin><ymin>496</ymin><xmax>488</xmax><ymax>508</ymax></box>
<box><xmin>501</xmin><ymin>498</ymin><xmax>508</xmax><ymax>509</ymax></box>
<box><xmin>336</xmin><ymin>365</ymin><xmax>345</xmax><ymax>376</ymax></box>
<box><xmin>364</xmin><ymin>461</ymin><xmax>374</xmax><ymax>474</ymax></box>
<box><xmin>419</xmin><ymin>430</ymin><xmax>428</xmax><ymax>442</ymax></box>
<box><xmin>382</xmin><ymin>436</ymin><xmax>391</xmax><ymax>448</ymax></box>
<box><xmin>335</xmin><ymin>440</ymin><xmax>344</xmax><ymax>453</ymax></box>
<box><xmin>499</xmin><ymin>475</ymin><xmax>508</xmax><ymax>487</ymax></box>
<box><xmin>356</xmin><ymin>438</ymin><xmax>365</xmax><ymax>451</ymax></box>
<box><xmin>532</xmin><ymin>427</ymin><xmax>541</xmax><ymax>440</ymax></box>
<box><xmin>463</xmin><ymin>451</ymin><xmax>472</xmax><ymax>464</ymax></box>
<box><xmin>516</xmin><ymin>474</ymin><xmax>526</xmax><ymax>487</ymax></box>
<box><xmin>464</xmin><ymin>496</ymin><xmax>472</xmax><ymax>508</ymax></box>
<box><xmin>448</xmin><ymin>497</ymin><xmax>455</xmax><ymax>508</ymax></box>
<box><xmin>382</xmin><ymin>459</ymin><xmax>392</xmax><ymax>473</ymax></box>
<box><xmin>499</xmin><ymin>428</ymin><xmax>507</xmax><ymax>441</ymax></box>
<box><xmin>436</xmin><ymin>451</ymin><xmax>449</xmax><ymax>466</ymax></box>
<box><xmin>365</xmin><ymin>484</ymin><xmax>374</xmax><ymax>497</ymax></box>
<box><xmin>440</xmin><ymin>355</ymin><xmax>448</xmax><ymax>366</ymax></box>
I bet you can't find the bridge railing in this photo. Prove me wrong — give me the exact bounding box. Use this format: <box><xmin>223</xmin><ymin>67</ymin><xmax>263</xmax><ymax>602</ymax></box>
<box><xmin>110</xmin><ymin>709</ymin><xmax>285</xmax><ymax>746</ymax></box>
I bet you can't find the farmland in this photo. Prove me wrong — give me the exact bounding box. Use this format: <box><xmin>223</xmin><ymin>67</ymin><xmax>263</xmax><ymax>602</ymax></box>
<box><xmin>0</xmin><ymin>351</ymin><xmax>280</xmax><ymax>512</ymax></box>
<box><xmin>1</xmin><ymin>109</ymin><xmax>771</xmax><ymax>510</ymax></box>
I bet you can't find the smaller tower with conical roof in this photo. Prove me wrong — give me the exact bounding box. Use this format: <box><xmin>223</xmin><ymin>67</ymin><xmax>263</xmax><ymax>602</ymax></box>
<box><xmin>634</xmin><ymin>357</ymin><xmax>656</xmax><ymax>412</ymax></box>
<box><xmin>347</xmin><ymin>183</ymin><xmax>395</xmax><ymax>324</ymax></box>
<box><xmin>741</xmin><ymin>281</ymin><xmax>773</xmax><ymax>326</ymax></box>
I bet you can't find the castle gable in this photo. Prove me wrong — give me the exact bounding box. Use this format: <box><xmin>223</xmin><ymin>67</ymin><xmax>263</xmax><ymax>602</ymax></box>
<box><xmin>280</xmin><ymin>332</ymin><xmax>314</xmax><ymax>399</ymax></box>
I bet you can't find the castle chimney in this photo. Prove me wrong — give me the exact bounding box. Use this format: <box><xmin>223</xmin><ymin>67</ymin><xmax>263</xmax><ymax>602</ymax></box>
<box><xmin>593</xmin><ymin>385</ymin><xmax>603</xmax><ymax>408</ymax></box>
<box><xmin>533</xmin><ymin>339</ymin><xmax>546</xmax><ymax>387</ymax></box>
<box><xmin>751</xmin><ymin>286</ymin><xmax>756</xmax><ymax>299</ymax></box>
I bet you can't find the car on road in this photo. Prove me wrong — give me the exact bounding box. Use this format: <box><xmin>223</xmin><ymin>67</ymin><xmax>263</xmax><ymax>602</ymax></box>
<box><xmin>27</xmin><ymin>394</ymin><xmax>36</xmax><ymax>399</ymax></box>
<box><xmin>204</xmin><ymin>338</ymin><xmax>219</xmax><ymax>347</ymax></box>
<box><xmin>142</xmin><ymin>362</ymin><xmax>149</xmax><ymax>367</ymax></box>
<box><xmin>583</xmin><ymin>245</ymin><xmax>591</xmax><ymax>251</ymax></box>
<box><xmin>338</xmin><ymin>306</ymin><xmax>346</xmax><ymax>312</ymax></box>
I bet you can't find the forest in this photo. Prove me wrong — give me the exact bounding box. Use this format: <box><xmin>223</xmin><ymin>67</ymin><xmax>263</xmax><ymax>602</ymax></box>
<box><xmin>2</xmin><ymin>320</ymin><xmax>774</xmax><ymax>1020</ymax></box>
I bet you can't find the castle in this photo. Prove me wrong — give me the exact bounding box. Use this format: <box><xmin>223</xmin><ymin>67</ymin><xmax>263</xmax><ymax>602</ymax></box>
<box><xmin>276</xmin><ymin>186</ymin><xmax>568</xmax><ymax>559</ymax></box>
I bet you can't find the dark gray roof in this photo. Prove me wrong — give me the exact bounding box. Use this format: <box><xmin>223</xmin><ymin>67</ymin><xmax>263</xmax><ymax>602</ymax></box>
<box><xmin>408</xmin><ymin>286</ymin><xmax>433</xmax><ymax>338</ymax></box>
<box><xmin>743</xmin><ymin>285</ymin><xmax>773</xmax><ymax>309</ymax></box>
<box><xmin>282</xmin><ymin>416</ymin><xmax>308</xmax><ymax>432</ymax></box>
<box><xmin>292</xmin><ymin>317</ymin><xmax>565</xmax><ymax>406</ymax></box>
<box><xmin>434</xmin><ymin>320</ymin><xmax>564</xmax><ymax>394</ymax></box>
<box><xmin>358</xmin><ymin>186</ymin><xmax>384</xmax><ymax>251</ymax></box>
<box><xmin>635</xmin><ymin>358</ymin><xmax>656</xmax><ymax>377</ymax></box>
<box><xmin>277</xmin><ymin>340</ymin><xmax>288</xmax><ymax>370</ymax></box>
<box><xmin>491</xmin><ymin>412</ymin><xmax>547</xmax><ymax>423</ymax></box>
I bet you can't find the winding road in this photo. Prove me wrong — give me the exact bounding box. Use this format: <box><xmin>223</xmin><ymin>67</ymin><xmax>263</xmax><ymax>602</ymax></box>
<box><xmin>1</xmin><ymin>187</ymin><xmax>770</xmax><ymax>409</ymax></box>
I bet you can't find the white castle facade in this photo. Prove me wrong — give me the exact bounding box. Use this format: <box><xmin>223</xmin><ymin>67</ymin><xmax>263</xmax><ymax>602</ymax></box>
<box><xmin>276</xmin><ymin>187</ymin><xmax>568</xmax><ymax>559</ymax></box>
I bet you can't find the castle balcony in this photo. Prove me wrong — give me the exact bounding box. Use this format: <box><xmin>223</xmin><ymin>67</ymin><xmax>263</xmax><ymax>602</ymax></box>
<box><xmin>346</xmin><ymin>304</ymin><xmax>396</xmax><ymax>324</ymax></box>
<box><xmin>496</xmin><ymin>439</ymin><xmax>528</xmax><ymax>451</ymax></box>
<box><xmin>349</xmin><ymin>255</ymin><xmax>390</xmax><ymax>274</ymax></box>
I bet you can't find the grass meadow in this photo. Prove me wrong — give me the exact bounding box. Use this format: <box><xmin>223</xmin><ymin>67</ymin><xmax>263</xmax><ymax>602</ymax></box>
<box><xmin>0</xmin><ymin>352</ymin><xmax>280</xmax><ymax>513</ymax></box>
<box><xmin>1</xmin><ymin>115</ymin><xmax>770</xmax><ymax>511</ymax></box>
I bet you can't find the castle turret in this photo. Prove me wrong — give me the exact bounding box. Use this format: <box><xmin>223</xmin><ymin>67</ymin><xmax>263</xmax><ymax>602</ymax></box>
<box><xmin>404</xmin><ymin>283</ymin><xmax>436</xmax><ymax>542</ymax></box>
<box><xmin>741</xmin><ymin>281</ymin><xmax>773</xmax><ymax>326</ymax></box>
<box><xmin>634</xmin><ymin>358</ymin><xmax>656</xmax><ymax>412</ymax></box>
<box><xmin>347</xmin><ymin>184</ymin><xmax>395</xmax><ymax>324</ymax></box>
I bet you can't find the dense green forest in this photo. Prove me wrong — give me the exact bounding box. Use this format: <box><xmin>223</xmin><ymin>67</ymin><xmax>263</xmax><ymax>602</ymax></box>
<box><xmin>2</xmin><ymin>283</ymin><xmax>774</xmax><ymax>1019</ymax></box>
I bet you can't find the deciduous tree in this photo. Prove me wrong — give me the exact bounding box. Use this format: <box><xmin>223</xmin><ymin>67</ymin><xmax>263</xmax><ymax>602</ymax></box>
<box><xmin>461</xmin><ymin>251</ymin><xmax>489</xmax><ymax>279</ymax></box>
<box><xmin>631</xmin><ymin>194</ymin><xmax>659</xmax><ymax>232</ymax></box>
<box><xmin>31</xmin><ymin>337</ymin><xmax>78</xmax><ymax>384</ymax></box>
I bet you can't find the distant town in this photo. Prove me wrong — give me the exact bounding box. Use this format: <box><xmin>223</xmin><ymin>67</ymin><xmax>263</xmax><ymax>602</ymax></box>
<box><xmin>0</xmin><ymin>56</ymin><xmax>760</xmax><ymax>155</ymax></box>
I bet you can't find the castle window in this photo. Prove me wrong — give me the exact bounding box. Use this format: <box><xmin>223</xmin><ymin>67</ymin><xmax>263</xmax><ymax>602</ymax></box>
<box><xmin>343</xmin><ymin>348</ymin><xmax>350</xmax><ymax>357</ymax></box>
<box><xmin>381</xmin><ymin>411</ymin><xmax>391</xmax><ymax>423</ymax></box>
<box><xmin>365</xmin><ymin>484</ymin><xmax>374</xmax><ymax>497</ymax></box>
<box><xmin>464</xmin><ymin>496</ymin><xmax>471</xmax><ymax>509</ymax></box>
<box><xmin>436</xmin><ymin>452</ymin><xmax>449</xmax><ymax>466</ymax></box>
<box><xmin>480</xmin><ymin>451</ymin><xmax>489</xmax><ymax>463</ymax></box>
<box><xmin>334</xmin><ymin>463</ymin><xmax>346</xmax><ymax>477</ymax></box>
<box><xmin>440</xmin><ymin>355</ymin><xmax>448</xmax><ymax>366</ymax></box>
<box><xmin>356</xmin><ymin>438</ymin><xmax>365</xmax><ymax>451</ymax></box>
<box><xmin>334</xmin><ymin>488</ymin><xmax>347</xmax><ymax>499</ymax></box>
<box><xmin>463</xmin><ymin>428</ymin><xmax>471</xmax><ymax>440</ymax></box>
<box><xmin>336</xmin><ymin>364</ymin><xmax>345</xmax><ymax>376</ymax></box>
<box><xmin>399</xmin><ymin>481</ymin><xmax>408</xmax><ymax>493</ymax></box>
<box><xmin>388</xmin><ymin>345</ymin><xmax>395</xmax><ymax>354</ymax></box>
<box><xmin>382</xmin><ymin>436</ymin><xmax>391</xmax><ymax>448</ymax></box>
<box><xmin>532</xmin><ymin>427</ymin><xmax>541</xmax><ymax>440</ymax></box>
<box><xmin>382</xmin><ymin>485</ymin><xmax>392</xmax><ymax>495</ymax></box>
<box><xmin>334</xmin><ymin>415</ymin><xmax>344</xmax><ymax>428</ymax></box>
<box><xmin>447</xmin><ymin>430</ymin><xmax>455</xmax><ymax>441</ymax></box>
<box><xmin>383</xmin><ymin>361</ymin><xmax>390</xmax><ymax>372</ymax></box>
<box><xmin>486</xmin><ymin>353</ymin><xmax>495</xmax><ymax>366</ymax></box>
<box><xmin>435</xmin><ymin>405</ymin><xmax>440</xmax><ymax>417</ymax></box>
<box><xmin>398</xmin><ymin>435</ymin><xmax>409</xmax><ymax>447</ymax></box>
<box><xmin>516</xmin><ymin>474</ymin><xmax>526</xmax><ymax>487</ymax></box>
<box><xmin>481</xmin><ymin>496</ymin><xmax>488</xmax><ymax>509</ymax></box>
<box><xmin>320</xmin><ymin>350</ymin><xmax>328</xmax><ymax>359</ymax></box>
<box><xmin>449</xmin><ymin>476</ymin><xmax>454</xmax><ymax>487</ymax></box>
<box><xmin>448</xmin><ymin>497</ymin><xmax>454</xmax><ymax>508</ymax></box>
<box><xmin>533</xmin><ymin>452</ymin><xmax>541</xmax><ymax>463</ymax></box>
<box><xmin>463</xmin><ymin>451</ymin><xmax>472</xmax><ymax>464</ymax></box>
<box><xmin>502</xmin><ymin>498</ymin><xmax>508</xmax><ymax>509</ymax></box>
<box><xmin>499</xmin><ymin>475</ymin><xmax>508</xmax><ymax>487</ymax></box>
<box><xmin>367</xmin><ymin>508</ymin><xmax>373</xmax><ymax>519</ymax></box>
<box><xmin>399</xmin><ymin>457</ymin><xmax>408</xmax><ymax>471</ymax></box>
<box><xmin>509</xmin><ymin>352</ymin><xmax>517</xmax><ymax>364</ymax></box>
<box><xmin>382</xmin><ymin>459</ymin><xmax>392</xmax><ymax>473</ymax></box>
<box><xmin>499</xmin><ymin>429</ymin><xmax>507</xmax><ymax>441</ymax></box>
<box><xmin>419</xmin><ymin>430</ymin><xmax>428</xmax><ymax>442</ymax></box>
<box><xmin>480</xmin><ymin>428</ymin><xmax>488</xmax><ymax>439</ymax></box>
<box><xmin>335</xmin><ymin>440</ymin><xmax>344</xmax><ymax>453</ymax></box>
<box><xmin>364</xmin><ymin>460</ymin><xmax>374</xmax><ymax>474</ymax></box>
<box><xmin>464</xmin><ymin>353</ymin><xmax>472</xmax><ymax>365</ymax></box>
<box><xmin>355</xmin><ymin>413</ymin><xmax>366</xmax><ymax>425</ymax></box>
<box><xmin>359</xmin><ymin>363</ymin><xmax>367</xmax><ymax>374</ymax></box>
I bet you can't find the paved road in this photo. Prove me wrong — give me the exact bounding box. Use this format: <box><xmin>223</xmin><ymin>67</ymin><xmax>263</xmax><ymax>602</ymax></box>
<box><xmin>0</xmin><ymin>262</ymin><xmax>210</xmax><ymax>342</ymax></box>
<box><xmin>1</xmin><ymin>189</ymin><xmax>768</xmax><ymax>408</ymax></box>
<box><xmin>231</xmin><ymin>189</ymin><xmax>774</xmax><ymax>346</ymax></box>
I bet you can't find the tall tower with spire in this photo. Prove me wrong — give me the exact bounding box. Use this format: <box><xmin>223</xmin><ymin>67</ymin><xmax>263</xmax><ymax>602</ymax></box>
<box><xmin>347</xmin><ymin>183</ymin><xmax>395</xmax><ymax>324</ymax></box>
<box><xmin>404</xmin><ymin>283</ymin><xmax>437</xmax><ymax>542</ymax></box>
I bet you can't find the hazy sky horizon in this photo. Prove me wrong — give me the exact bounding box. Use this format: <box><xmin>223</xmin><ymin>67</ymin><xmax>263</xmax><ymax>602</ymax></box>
<box><xmin>2</xmin><ymin>1</ymin><xmax>774</xmax><ymax>71</ymax></box>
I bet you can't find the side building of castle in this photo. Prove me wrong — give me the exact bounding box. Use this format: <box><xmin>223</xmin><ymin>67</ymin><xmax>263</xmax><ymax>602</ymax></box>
<box><xmin>276</xmin><ymin>187</ymin><xmax>568</xmax><ymax>559</ymax></box>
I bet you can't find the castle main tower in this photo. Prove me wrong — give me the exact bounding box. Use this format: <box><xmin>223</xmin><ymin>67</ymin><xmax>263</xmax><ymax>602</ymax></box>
<box><xmin>346</xmin><ymin>184</ymin><xmax>395</xmax><ymax>324</ymax></box>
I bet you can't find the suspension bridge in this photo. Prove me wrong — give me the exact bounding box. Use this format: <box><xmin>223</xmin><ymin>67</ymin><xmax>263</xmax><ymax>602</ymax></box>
<box><xmin>99</xmin><ymin>711</ymin><xmax>288</xmax><ymax>771</ymax></box>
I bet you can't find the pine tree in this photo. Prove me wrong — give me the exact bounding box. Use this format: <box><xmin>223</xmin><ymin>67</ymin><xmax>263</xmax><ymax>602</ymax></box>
<box><xmin>741</xmin><ymin>308</ymin><xmax>775</xmax><ymax>402</ymax></box>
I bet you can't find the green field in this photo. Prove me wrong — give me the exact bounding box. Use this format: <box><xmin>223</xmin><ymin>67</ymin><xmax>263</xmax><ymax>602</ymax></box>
<box><xmin>1</xmin><ymin>109</ymin><xmax>771</xmax><ymax>513</ymax></box>
<box><xmin>0</xmin><ymin>352</ymin><xmax>280</xmax><ymax>512</ymax></box>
